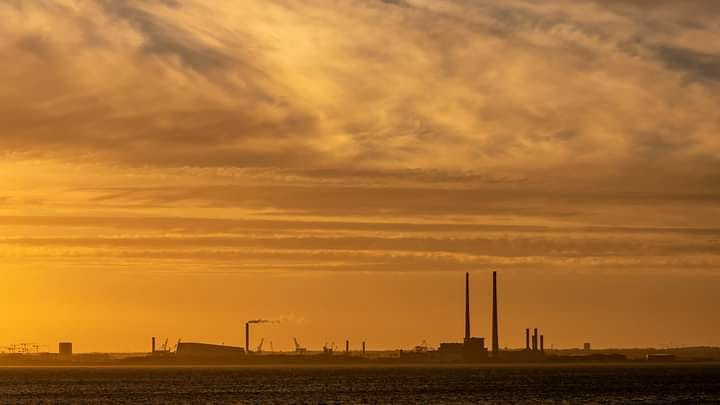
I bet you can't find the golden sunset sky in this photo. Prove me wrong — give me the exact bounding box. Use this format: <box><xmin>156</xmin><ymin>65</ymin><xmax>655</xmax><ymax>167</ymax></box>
<box><xmin>1</xmin><ymin>0</ymin><xmax>720</xmax><ymax>352</ymax></box>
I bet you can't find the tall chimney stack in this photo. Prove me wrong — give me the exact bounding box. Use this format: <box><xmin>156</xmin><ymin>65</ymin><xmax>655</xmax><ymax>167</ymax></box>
<box><xmin>362</xmin><ymin>341</ymin><xmax>366</xmax><ymax>354</ymax></box>
<box><xmin>492</xmin><ymin>271</ymin><xmax>499</xmax><ymax>356</ymax></box>
<box><xmin>525</xmin><ymin>329</ymin><xmax>530</xmax><ymax>351</ymax></box>
<box><xmin>533</xmin><ymin>328</ymin><xmax>538</xmax><ymax>352</ymax></box>
<box><xmin>245</xmin><ymin>322</ymin><xmax>250</xmax><ymax>353</ymax></box>
<box><xmin>346</xmin><ymin>340</ymin><xmax>349</xmax><ymax>354</ymax></box>
<box><xmin>540</xmin><ymin>335</ymin><xmax>545</xmax><ymax>353</ymax></box>
<box><xmin>465</xmin><ymin>272</ymin><xmax>471</xmax><ymax>342</ymax></box>
<box><xmin>152</xmin><ymin>337</ymin><xmax>156</xmax><ymax>354</ymax></box>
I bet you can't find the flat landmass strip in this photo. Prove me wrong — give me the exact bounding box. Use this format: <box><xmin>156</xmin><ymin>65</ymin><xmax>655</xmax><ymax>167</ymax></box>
<box><xmin>2</xmin><ymin>346</ymin><xmax>720</xmax><ymax>366</ymax></box>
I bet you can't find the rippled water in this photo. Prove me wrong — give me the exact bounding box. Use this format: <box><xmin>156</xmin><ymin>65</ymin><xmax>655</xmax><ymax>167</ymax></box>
<box><xmin>1</xmin><ymin>364</ymin><xmax>719</xmax><ymax>404</ymax></box>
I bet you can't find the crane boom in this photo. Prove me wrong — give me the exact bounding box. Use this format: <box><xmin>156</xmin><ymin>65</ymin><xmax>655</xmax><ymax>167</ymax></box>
<box><xmin>293</xmin><ymin>337</ymin><xmax>307</xmax><ymax>354</ymax></box>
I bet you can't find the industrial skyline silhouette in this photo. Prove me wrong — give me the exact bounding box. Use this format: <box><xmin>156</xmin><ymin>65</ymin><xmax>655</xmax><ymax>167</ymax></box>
<box><xmin>3</xmin><ymin>271</ymin><xmax>717</xmax><ymax>366</ymax></box>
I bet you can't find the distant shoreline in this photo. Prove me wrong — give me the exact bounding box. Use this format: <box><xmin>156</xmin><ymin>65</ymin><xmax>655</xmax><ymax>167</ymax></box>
<box><xmin>3</xmin><ymin>346</ymin><xmax>719</xmax><ymax>367</ymax></box>
<box><xmin>2</xmin><ymin>360</ymin><xmax>720</xmax><ymax>368</ymax></box>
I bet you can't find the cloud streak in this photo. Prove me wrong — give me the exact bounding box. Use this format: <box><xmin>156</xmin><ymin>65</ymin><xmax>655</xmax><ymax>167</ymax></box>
<box><xmin>1</xmin><ymin>0</ymin><xmax>719</xmax><ymax>275</ymax></box>
<box><xmin>1</xmin><ymin>0</ymin><xmax>719</xmax><ymax>168</ymax></box>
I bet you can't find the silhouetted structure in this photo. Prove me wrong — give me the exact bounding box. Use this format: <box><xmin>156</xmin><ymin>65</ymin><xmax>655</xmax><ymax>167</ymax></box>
<box><xmin>492</xmin><ymin>271</ymin><xmax>499</xmax><ymax>356</ymax></box>
<box><xmin>59</xmin><ymin>342</ymin><xmax>73</xmax><ymax>356</ymax></box>
<box><xmin>465</xmin><ymin>272</ymin><xmax>471</xmax><ymax>342</ymax></box>
<box><xmin>440</xmin><ymin>272</ymin><xmax>488</xmax><ymax>361</ymax></box>
<box><xmin>176</xmin><ymin>342</ymin><xmax>245</xmax><ymax>358</ymax></box>
<box><xmin>526</xmin><ymin>328</ymin><xmax>530</xmax><ymax>351</ymax></box>
<box><xmin>245</xmin><ymin>320</ymin><xmax>275</xmax><ymax>354</ymax></box>
<box><xmin>151</xmin><ymin>337</ymin><xmax>156</xmax><ymax>354</ymax></box>
<box><xmin>294</xmin><ymin>338</ymin><xmax>307</xmax><ymax>354</ymax></box>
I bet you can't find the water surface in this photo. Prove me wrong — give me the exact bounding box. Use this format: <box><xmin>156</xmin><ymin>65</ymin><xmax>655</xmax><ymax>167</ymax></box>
<box><xmin>1</xmin><ymin>364</ymin><xmax>719</xmax><ymax>404</ymax></box>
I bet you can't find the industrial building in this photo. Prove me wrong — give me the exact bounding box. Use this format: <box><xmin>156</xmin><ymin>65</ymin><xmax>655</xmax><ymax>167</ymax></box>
<box><xmin>433</xmin><ymin>271</ymin><xmax>549</xmax><ymax>363</ymax></box>
<box><xmin>175</xmin><ymin>342</ymin><xmax>245</xmax><ymax>358</ymax></box>
<box><xmin>58</xmin><ymin>342</ymin><xmax>73</xmax><ymax>356</ymax></box>
<box><xmin>438</xmin><ymin>272</ymin><xmax>492</xmax><ymax>361</ymax></box>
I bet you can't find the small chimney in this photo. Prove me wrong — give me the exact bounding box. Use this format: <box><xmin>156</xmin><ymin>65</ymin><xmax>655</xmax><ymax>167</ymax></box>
<box><xmin>534</xmin><ymin>328</ymin><xmax>538</xmax><ymax>351</ymax></box>
<box><xmin>362</xmin><ymin>341</ymin><xmax>366</xmax><ymax>354</ymax></box>
<box><xmin>346</xmin><ymin>340</ymin><xmax>349</xmax><ymax>354</ymax></box>
<box><xmin>540</xmin><ymin>335</ymin><xmax>545</xmax><ymax>353</ymax></box>
<box><xmin>245</xmin><ymin>322</ymin><xmax>250</xmax><ymax>353</ymax></box>
<box><xmin>525</xmin><ymin>328</ymin><xmax>530</xmax><ymax>351</ymax></box>
<box><xmin>152</xmin><ymin>337</ymin><xmax>156</xmax><ymax>354</ymax></box>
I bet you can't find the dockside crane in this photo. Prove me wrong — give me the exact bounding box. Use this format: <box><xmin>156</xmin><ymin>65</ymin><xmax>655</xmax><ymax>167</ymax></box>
<box><xmin>293</xmin><ymin>338</ymin><xmax>307</xmax><ymax>354</ymax></box>
<box><xmin>245</xmin><ymin>319</ymin><xmax>279</xmax><ymax>354</ymax></box>
<box><xmin>322</xmin><ymin>342</ymin><xmax>336</xmax><ymax>354</ymax></box>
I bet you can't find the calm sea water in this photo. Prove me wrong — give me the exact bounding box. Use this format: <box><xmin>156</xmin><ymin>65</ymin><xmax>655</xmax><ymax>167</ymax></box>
<box><xmin>1</xmin><ymin>364</ymin><xmax>719</xmax><ymax>404</ymax></box>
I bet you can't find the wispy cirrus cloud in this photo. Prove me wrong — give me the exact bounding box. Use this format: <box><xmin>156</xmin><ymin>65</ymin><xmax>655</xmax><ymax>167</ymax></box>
<box><xmin>1</xmin><ymin>0</ymin><xmax>719</xmax><ymax>276</ymax></box>
<box><xmin>1</xmin><ymin>0</ymin><xmax>719</xmax><ymax>169</ymax></box>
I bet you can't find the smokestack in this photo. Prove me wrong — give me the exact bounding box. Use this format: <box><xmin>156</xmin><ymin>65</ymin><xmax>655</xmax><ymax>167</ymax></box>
<box><xmin>540</xmin><ymin>335</ymin><xmax>545</xmax><ymax>353</ymax></box>
<box><xmin>245</xmin><ymin>322</ymin><xmax>250</xmax><ymax>353</ymax></box>
<box><xmin>362</xmin><ymin>341</ymin><xmax>366</xmax><ymax>354</ymax></box>
<box><xmin>152</xmin><ymin>337</ymin><xmax>156</xmax><ymax>354</ymax></box>
<box><xmin>525</xmin><ymin>329</ymin><xmax>530</xmax><ymax>351</ymax></box>
<box><xmin>465</xmin><ymin>272</ymin><xmax>470</xmax><ymax>342</ymax></box>
<box><xmin>346</xmin><ymin>340</ymin><xmax>349</xmax><ymax>354</ymax></box>
<box><xmin>533</xmin><ymin>328</ymin><xmax>538</xmax><ymax>352</ymax></box>
<box><xmin>492</xmin><ymin>271</ymin><xmax>499</xmax><ymax>356</ymax></box>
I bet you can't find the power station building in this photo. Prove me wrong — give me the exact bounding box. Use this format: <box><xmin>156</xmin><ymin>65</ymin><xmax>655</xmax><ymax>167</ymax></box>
<box><xmin>438</xmin><ymin>272</ymin><xmax>496</xmax><ymax>361</ymax></box>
